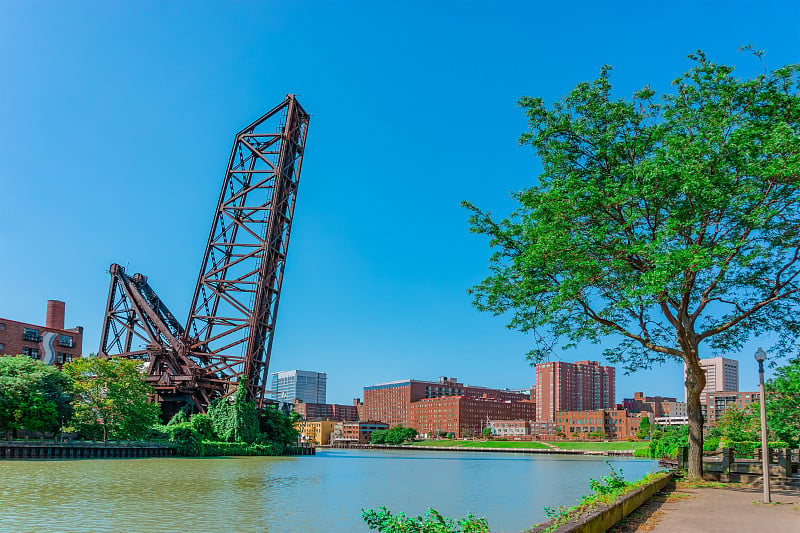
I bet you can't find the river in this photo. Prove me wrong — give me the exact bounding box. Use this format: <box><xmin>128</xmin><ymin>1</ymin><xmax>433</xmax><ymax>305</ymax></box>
<box><xmin>0</xmin><ymin>448</ymin><xmax>659</xmax><ymax>532</ymax></box>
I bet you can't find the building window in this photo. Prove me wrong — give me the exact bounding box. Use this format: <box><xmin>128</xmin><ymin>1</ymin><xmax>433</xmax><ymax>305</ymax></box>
<box><xmin>0</xmin><ymin>323</ymin><xmax>5</xmax><ymax>330</ymax></box>
<box><xmin>56</xmin><ymin>353</ymin><xmax>73</xmax><ymax>364</ymax></box>
<box><xmin>22</xmin><ymin>347</ymin><xmax>40</xmax><ymax>359</ymax></box>
<box><xmin>22</xmin><ymin>328</ymin><xmax>41</xmax><ymax>342</ymax></box>
<box><xmin>58</xmin><ymin>335</ymin><xmax>74</xmax><ymax>348</ymax></box>
<box><xmin>0</xmin><ymin>343</ymin><xmax>4</xmax><ymax>351</ymax></box>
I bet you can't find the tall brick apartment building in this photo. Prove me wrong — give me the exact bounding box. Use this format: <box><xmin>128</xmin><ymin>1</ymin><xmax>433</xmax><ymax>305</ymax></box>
<box><xmin>363</xmin><ymin>376</ymin><xmax>530</xmax><ymax>428</ymax></box>
<box><xmin>535</xmin><ymin>361</ymin><xmax>615</xmax><ymax>421</ymax></box>
<box><xmin>0</xmin><ymin>300</ymin><xmax>83</xmax><ymax>366</ymax></box>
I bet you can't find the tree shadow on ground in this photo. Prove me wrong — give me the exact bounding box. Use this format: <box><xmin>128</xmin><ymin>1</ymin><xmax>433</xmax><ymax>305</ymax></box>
<box><xmin>608</xmin><ymin>481</ymin><xmax>694</xmax><ymax>532</ymax></box>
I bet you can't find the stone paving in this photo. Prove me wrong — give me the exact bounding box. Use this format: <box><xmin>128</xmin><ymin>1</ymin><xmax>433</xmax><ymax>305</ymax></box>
<box><xmin>611</xmin><ymin>484</ymin><xmax>800</xmax><ymax>533</ymax></box>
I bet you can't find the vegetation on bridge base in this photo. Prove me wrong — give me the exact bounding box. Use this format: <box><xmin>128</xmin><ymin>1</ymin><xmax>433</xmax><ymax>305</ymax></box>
<box><xmin>0</xmin><ymin>355</ymin><xmax>299</xmax><ymax>457</ymax></box>
<box><xmin>157</xmin><ymin>381</ymin><xmax>300</xmax><ymax>457</ymax></box>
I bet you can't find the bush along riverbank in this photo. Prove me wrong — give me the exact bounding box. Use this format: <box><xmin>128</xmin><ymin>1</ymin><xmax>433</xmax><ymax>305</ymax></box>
<box><xmin>145</xmin><ymin>381</ymin><xmax>302</xmax><ymax>457</ymax></box>
<box><xmin>361</xmin><ymin>464</ymin><xmax>669</xmax><ymax>533</ymax></box>
<box><xmin>528</xmin><ymin>463</ymin><xmax>669</xmax><ymax>532</ymax></box>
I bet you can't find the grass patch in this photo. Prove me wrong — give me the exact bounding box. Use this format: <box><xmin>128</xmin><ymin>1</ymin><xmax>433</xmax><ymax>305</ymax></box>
<box><xmin>461</xmin><ymin>440</ymin><xmax>550</xmax><ymax>449</ymax></box>
<box><xmin>408</xmin><ymin>439</ymin><xmax>466</xmax><ymax>447</ymax></box>
<box><xmin>546</xmin><ymin>441</ymin><xmax>649</xmax><ymax>451</ymax></box>
<box><xmin>676</xmin><ymin>479</ymin><xmax>742</xmax><ymax>489</ymax></box>
<box><xmin>409</xmin><ymin>439</ymin><xmax>550</xmax><ymax>449</ymax></box>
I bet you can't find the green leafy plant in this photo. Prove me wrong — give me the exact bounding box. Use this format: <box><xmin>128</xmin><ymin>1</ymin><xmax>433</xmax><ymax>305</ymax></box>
<box><xmin>361</xmin><ymin>506</ymin><xmax>490</xmax><ymax>533</ymax></box>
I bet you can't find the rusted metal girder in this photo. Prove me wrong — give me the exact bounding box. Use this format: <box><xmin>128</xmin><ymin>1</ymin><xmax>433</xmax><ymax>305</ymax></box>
<box><xmin>98</xmin><ymin>95</ymin><xmax>310</xmax><ymax>414</ymax></box>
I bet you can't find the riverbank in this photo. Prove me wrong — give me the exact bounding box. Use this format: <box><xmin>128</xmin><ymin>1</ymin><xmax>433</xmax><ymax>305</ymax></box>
<box><xmin>328</xmin><ymin>441</ymin><xmax>647</xmax><ymax>457</ymax></box>
<box><xmin>0</xmin><ymin>440</ymin><xmax>173</xmax><ymax>460</ymax></box>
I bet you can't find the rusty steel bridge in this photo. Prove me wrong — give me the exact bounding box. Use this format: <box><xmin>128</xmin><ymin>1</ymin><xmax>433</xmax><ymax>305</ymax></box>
<box><xmin>98</xmin><ymin>95</ymin><xmax>309</xmax><ymax>417</ymax></box>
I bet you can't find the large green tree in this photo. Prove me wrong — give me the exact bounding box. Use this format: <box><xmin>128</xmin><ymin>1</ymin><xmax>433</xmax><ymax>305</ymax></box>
<box><xmin>765</xmin><ymin>356</ymin><xmax>800</xmax><ymax>447</ymax></box>
<box><xmin>465</xmin><ymin>51</ymin><xmax>800</xmax><ymax>478</ymax></box>
<box><xmin>63</xmin><ymin>357</ymin><xmax>160</xmax><ymax>440</ymax></box>
<box><xmin>0</xmin><ymin>355</ymin><xmax>72</xmax><ymax>440</ymax></box>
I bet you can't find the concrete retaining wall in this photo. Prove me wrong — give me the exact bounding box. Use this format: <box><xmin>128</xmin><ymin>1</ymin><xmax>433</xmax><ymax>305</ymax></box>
<box><xmin>530</xmin><ymin>472</ymin><xmax>673</xmax><ymax>533</ymax></box>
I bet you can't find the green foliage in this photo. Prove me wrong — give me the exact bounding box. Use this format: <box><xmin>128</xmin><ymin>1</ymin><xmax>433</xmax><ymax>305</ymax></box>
<box><xmin>207</xmin><ymin>380</ymin><xmax>259</xmax><ymax>444</ymax></box>
<box><xmin>371</xmin><ymin>429</ymin><xmax>387</xmax><ymax>444</ymax></box>
<box><xmin>167</xmin><ymin>407</ymin><xmax>190</xmax><ymax>426</ymax></box>
<box><xmin>258</xmin><ymin>404</ymin><xmax>299</xmax><ymax>453</ymax></box>
<box><xmin>648</xmin><ymin>426</ymin><xmax>688</xmax><ymax>458</ymax></box>
<box><xmin>361</xmin><ymin>506</ymin><xmax>490</xmax><ymax>533</ymax></box>
<box><xmin>382</xmin><ymin>425</ymin><xmax>418</xmax><ymax>444</ymax></box>
<box><xmin>62</xmin><ymin>357</ymin><xmax>159</xmax><ymax>441</ymax></box>
<box><xmin>539</xmin><ymin>469</ymin><xmax>665</xmax><ymax>532</ymax></box>
<box><xmin>584</xmin><ymin>463</ymin><xmax>627</xmax><ymax>501</ymax></box>
<box><xmin>717</xmin><ymin>405</ymin><xmax>759</xmax><ymax>443</ymax></box>
<box><xmin>632</xmin><ymin>448</ymin><xmax>650</xmax><ymax>457</ymax></box>
<box><xmin>166</xmin><ymin>422</ymin><xmax>203</xmax><ymax>456</ymax></box>
<box><xmin>464</xmin><ymin>51</ymin><xmax>800</xmax><ymax>476</ymax></box>
<box><xmin>142</xmin><ymin>424</ymin><xmax>171</xmax><ymax>442</ymax></box>
<box><xmin>636</xmin><ymin>417</ymin><xmax>651</xmax><ymax>440</ymax></box>
<box><xmin>724</xmin><ymin>440</ymin><xmax>789</xmax><ymax>459</ymax></box>
<box><xmin>0</xmin><ymin>355</ymin><xmax>73</xmax><ymax>439</ymax></box>
<box><xmin>201</xmin><ymin>441</ymin><xmax>277</xmax><ymax>457</ymax></box>
<box><xmin>703</xmin><ymin>437</ymin><xmax>721</xmax><ymax>452</ymax></box>
<box><xmin>765</xmin><ymin>356</ymin><xmax>800</xmax><ymax>447</ymax></box>
<box><xmin>190</xmin><ymin>413</ymin><xmax>216</xmax><ymax>440</ymax></box>
<box><xmin>482</xmin><ymin>427</ymin><xmax>493</xmax><ymax>437</ymax></box>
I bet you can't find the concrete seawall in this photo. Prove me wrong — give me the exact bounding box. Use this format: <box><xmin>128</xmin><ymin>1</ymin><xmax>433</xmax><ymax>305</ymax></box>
<box><xmin>329</xmin><ymin>443</ymin><xmax>635</xmax><ymax>456</ymax></box>
<box><xmin>0</xmin><ymin>441</ymin><xmax>173</xmax><ymax>460</ymax></box>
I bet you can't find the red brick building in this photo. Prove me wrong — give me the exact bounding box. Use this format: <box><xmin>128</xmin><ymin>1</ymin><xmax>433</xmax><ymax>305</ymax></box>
<box><xmin>622</xmin><ymin>392</ymin><xmax>677</xmax><ymax>418</ymax></box>
<box><xmin>703</xmin><ymin>391</ymin><xmax>760</xmax><ymax>426</ymax></box>
<box><xmin>0</xmin><ymin>300</ymin><xmax>82</xmax><ymax>367</ymax></box>
<box><xmin>556</xmin><ymin>408</ymin><xmax>644</xmax><ymax>440</ymax></box>
<box><xmin>535</xmin><ymin>361</ymin><xmax>615</xmax><ymax>421</ymax></box>
<box><xmin>331</xmin><ymin>421</ymin><xmax>389</xmax><ymax>445</ymax></box>
<box><xmin>293</xmin><ymin>399</ymin><xmax>360</xmax><ymax>421</ymax></box>
<box><xmin>363</xmin><ymin>376</ymin><xmax>530</xmax><ymax>428</ymax></box>
<box><xmin>410</xmin><ymin>396</ymin><xmax>537</xmax><ymax>438</ymax></box>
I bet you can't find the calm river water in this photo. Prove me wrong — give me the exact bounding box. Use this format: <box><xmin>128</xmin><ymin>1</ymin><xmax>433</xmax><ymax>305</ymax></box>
<box><xmin>0</xmin><ymin>448</ymin><xmax>658</xmax><ymax>532</ymax></box>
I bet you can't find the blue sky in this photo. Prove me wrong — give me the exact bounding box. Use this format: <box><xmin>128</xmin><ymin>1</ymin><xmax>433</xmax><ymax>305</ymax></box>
<box><xmin>1</xmin><ymin>1</ymin><xmax>797</xmax><ymax>404</ymax></box>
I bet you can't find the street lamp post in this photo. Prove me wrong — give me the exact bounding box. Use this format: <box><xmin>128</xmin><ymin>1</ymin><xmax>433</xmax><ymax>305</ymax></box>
<box><xmin>754</xmin><ymin>347</ymin><xmax>770</xmax><ymax>504</ymax></box>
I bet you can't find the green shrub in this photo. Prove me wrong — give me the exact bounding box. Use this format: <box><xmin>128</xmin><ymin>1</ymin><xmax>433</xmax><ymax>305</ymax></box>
<box><xmin>167</xmin><ymin>422</ymin><xmax>203</xmax><ymax>456</ymax></box>
<box><xmin>632</xmin><ymin>448</ymin><xmax>650</xmax><ymax>458</ymax></box>
<box><xmin>703</xmin><ymin>437</ymin><xmax>720</xmax><ymax>452</ymax></box>
<box><xmin>167</xmin><ymin>407</ymin><xmax>190</xmax><ymax>426</ymax></box>
<box><xmin>362</xmin><ymin>506</ymin><xmax>490</xmax><ymax>533</ymax></box>
<box><xmin>142</xmin><ymin>424</ymin><xmax>170</xmax><ymax>442</ymax></box>
<box><xmin>191</xmin><ymin>413</ymin><xmax>216</xmax><ymax>440</ymax></box>
<box><xmin>201</xmin><ymin>441</ymin><xmax>276</xmax><ymax>456</ymax></box>
<box><xmin>725</xmin><ymin>440</ymin><xmax>790</xmax><ymax>458</ymax></box>
<box><xmin>649</xmin><ymin>426</ymin><xmax>687</xmax><ymax>458</ymax></box>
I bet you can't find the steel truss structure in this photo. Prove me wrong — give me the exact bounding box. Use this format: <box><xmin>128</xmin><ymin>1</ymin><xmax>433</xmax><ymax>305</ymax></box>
<box><xmin>99</xmin><ymin>95</ymin><xmax>310</xmax><ymax>414</ymax></box>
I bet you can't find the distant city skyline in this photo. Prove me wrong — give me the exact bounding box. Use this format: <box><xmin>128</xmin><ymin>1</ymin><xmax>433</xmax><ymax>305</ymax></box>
<box><xmin>1</xmin><ymin>2</ymin><xmax>794</xmax><ymax>405</ymax></box>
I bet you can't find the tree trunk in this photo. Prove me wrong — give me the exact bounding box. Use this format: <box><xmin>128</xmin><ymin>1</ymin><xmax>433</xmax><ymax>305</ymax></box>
<box><xmin>685</xmin><ymin>358</ymin><xmax>706</xmax><ymax>479</ymax></box>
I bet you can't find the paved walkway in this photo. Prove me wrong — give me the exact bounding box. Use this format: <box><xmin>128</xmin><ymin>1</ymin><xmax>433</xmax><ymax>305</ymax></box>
<box><xmin>641</xmin><ymin>486</ymin><xmax>800</xmax><ymax>533</ymax></box>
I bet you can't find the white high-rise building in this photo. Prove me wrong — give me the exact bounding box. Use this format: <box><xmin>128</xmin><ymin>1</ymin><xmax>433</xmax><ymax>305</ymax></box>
<box><xmin>684</xmin><ymin>357</ymin><xmax>738</xmax><ymax>404</ymax></box>
<box><xmin>270</xmin><ymin>369</ymin><xmax>327</xmax><ymax>404</ymax></box>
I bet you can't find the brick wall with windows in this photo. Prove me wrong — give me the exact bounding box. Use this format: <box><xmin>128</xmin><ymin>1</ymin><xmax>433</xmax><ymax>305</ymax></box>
<box><xmin>0</xmin><ymin>300</ymin><xmax>83</xmax><ymax>367</ymax></box>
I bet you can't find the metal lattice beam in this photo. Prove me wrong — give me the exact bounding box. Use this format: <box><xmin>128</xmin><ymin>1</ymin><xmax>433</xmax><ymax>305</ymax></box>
<box><xmin>98</xmin><ymin>95</ymin><xmax>309</xmax><ymax>414</ymax></box>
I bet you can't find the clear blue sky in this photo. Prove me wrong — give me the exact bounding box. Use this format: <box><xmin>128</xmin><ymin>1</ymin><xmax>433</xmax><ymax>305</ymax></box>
<box><xmin>1</xmin><ymin>1</ymin><xmax>797</xmax><ymax>404</ymax></box>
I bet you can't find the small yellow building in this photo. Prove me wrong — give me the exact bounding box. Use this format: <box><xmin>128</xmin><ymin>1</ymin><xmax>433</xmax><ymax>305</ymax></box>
<box><xmin>297</xmin><ymin>420</ymin><xmax>338</xmax><ymax>445</ymax></box>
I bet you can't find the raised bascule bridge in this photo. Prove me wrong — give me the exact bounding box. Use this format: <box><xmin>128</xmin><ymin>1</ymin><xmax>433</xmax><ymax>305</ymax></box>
<box><xmin>98</xmin><ymin>95</ymin><xmax>309</xmax><ymax>419</ymax></box>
